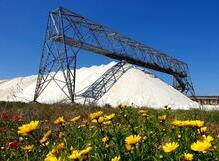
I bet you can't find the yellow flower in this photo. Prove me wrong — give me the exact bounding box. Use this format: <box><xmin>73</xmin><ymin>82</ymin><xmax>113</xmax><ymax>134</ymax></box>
<box><xmin>171</xmin><ymin>120</ymin><xmax>204</xmax><ymax>127</ymax></box>
<box><xmin>183</xmin><ymin>153</ymin><xmax>193</xmax><ymax>161</ymax></box>
<box><xmin>191</xmin><ymin>140</ymin><xmax>212</xmax><ymax>153</ymax></box>
<box><xmin>46</xmin><ymin>142</ymin><xmax>64</xmax><ymax>158</ymax></box>
<box><xmin>111</xmin><ymin>156</ymin><xmax>121</xmax><ymax>161</ymax></box>
<box><xmin>18</xmin><ymin>121</ymin><xmax>39</xmax><ymax>136</ymax></box>
<box><xmin>79</xmin><ymin>146</ymin><xmax>92</xmax><ymax>155</ymax></box>
<box><xmin>162</xmin><ymin>142</ymin><xmax>179</xmax><ymax>153</ymax></box>
<box><xmin>190</xmin><ymin>120</ymin><xmax>204</xmax><ymax>127</ymax></box>
<box><xmin>104</xmin><ymin>113</ymin><xmax>115</xmax><ymax>121</ymax></box>
<box><xmin>202</xmin><ymin>135</ymin><xmax>214</xmax><ymax>142</ymax></box>
<box><xmin>103</xmin><ymin>121</ymin><xmax>112</xmax><ymax>125</ymax></box>
<box><xmin>200</xmin><ymin>126</ymin><xmax>207</xmax><ymax>133</ymax></box>
<box><xmin>91</xmin><ymin>119</ymin><xmax>98</xmax><ymax>123</ymax></box>
<box><xmin>91</xmin><ymin>113</ymin><xmax>115</xmax><ymax>124</ymax></box>
<box><xmin>68</xmin><ymin>150</ymin><xmax>80</xmax><ymax>160</ymax></box>
<box><xmin>171</xmin><ymin>120</ymin><xmax>183</xmax><ymax>126</ymax></box>
<box><xmin>54</xmin><ymin>142</ymin><xmax>65</xmax><ymax>153</ymax></box>
<box><xmin>102</xmin><ymin>136</ymin><xmax>109</xmax><ymax>144</ymax></box>
<box><xmin>40</xmin><ymin>130</ymin><xmax>52</xmax><ymax>144</ymax></box>
<box><xmin>44</xmin><ymin>130</ymin><xmax>52</xmax><ymax>137</ymax></box>
<box><xmin>98</xmin><ymin>116</ymin><xmax>105</xmax><ymax>123</ymax></box>
<box><xmin>45</xmin><ymin>155</ymin><xmax>58</xmax><ymax>161</ymax></box>
<box><xmin>68</xmin><ymin>146</ymin><xmax>92</xmax><ymax>160</ymax></box>
<box><xmin>89</xmin><ymin>111</ymin><xmax>103</xmax><ymax>120</ymax></box>
<box><xmin>159</xmin><ymin>115</ymin><xmax>167</xmax><ymax>121</ymax></box>
<box><xmin>71</xmin><ymin>115</ymin><xmax>80</xmax><ymax>123</ymax></box>
<box><xmin>138</xmin><ymin>109</ymin><xmax>148</xmax><ymax>114</ymax></box>
<box><xmin>125</xmin><ymin>135</ymin><xmax>141</xmax><ymax>145</ymax></box>
<box><xmin>54</xmin><ymin>117</ymin><xmax>65</xmax><ymax>125</ymax></box>
<box><xmin>23</xmin><ymin>144</ymin><xmax>34</xmax><ymax>153</ymax></box>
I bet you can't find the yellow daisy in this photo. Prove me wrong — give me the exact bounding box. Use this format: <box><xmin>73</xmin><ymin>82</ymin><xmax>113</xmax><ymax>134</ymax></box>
<box><xmin>89</xmin><ymin>111</ymin><xmax>103</xmax><ymax>120</ymax></box>
<box><xmin>44</xmin><ymin>155</ymin><xmax>58</xmax><ymax>161</ymax></box>
<box><xmin>125</xmin><ymin>135</ymin><xmax>141</xmax><ymax>145</ymax></box>
<box><xmin>40</xmin><ymin>130</ymin><xmax>52</xmax><ymax>144</ymax></box>
<box><xmin>111</xmin><ymin>156</ymin><xmax>121</xmax><ymax>161</ymax></box>
<box><xmin>159</xmin><ymin>115</ymin><xmax>167</xmax><ymax>121</ymax></box>
<box><xmin>71</xmin><ymin>115</ymin><xmax>81</xmax><ymax>123</ymax></box>
<box><xmin>162</xmin><ymin>142</ymin><xmax>179</xmax><ymax>153</ymax></box>
<box><xmin>23</xmin><ymin>144</ymin><xmax>34</xmax><ymax>153</ymax></box>
<box><xmin>18</xmin><ymin>121</ymin><xmax>39</xmax><ymax>136</ymax></box>
<box><xmin>191</xmin><ymin>140</ymin><xmax>211</xmax><ymax>153</ymax></box>
<box><xmin>68</xmin><ymin>150</ymin><xmax>80</xmax><ymax>160</ymax></box>
<box><xmin>54</xmin><ymin>116</ymin><xmax>65</xmax><ymax>125</ymax></box>
<box><xmin>183</xmin><ymin>153</ymin><xmax>193</xmax><ymax>161</ymax></box>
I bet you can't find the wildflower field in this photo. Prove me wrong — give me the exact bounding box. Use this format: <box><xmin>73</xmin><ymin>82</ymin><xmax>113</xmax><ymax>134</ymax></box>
<box><xmin>0</xmin><ymin>102</ymin><xmax>219</xmax><ymax>161</ymax></box>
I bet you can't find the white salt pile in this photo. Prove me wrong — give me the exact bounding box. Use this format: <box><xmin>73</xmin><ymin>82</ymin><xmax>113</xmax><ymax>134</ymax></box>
<box><xmin>0</xmin><ymin>62</ymin><xmax>200</xmax><ymax>110</ymax></box>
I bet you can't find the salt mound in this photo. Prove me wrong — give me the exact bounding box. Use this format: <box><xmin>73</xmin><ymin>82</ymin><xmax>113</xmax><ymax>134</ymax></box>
<box><xmin>0</xmin><ymin>62</ymin><xmax>199</xmax><ymax>109</ymax></box>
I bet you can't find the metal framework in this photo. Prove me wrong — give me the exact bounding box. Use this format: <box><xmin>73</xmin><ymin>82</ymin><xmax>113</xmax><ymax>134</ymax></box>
<box><xmin>79</xmin><ymin>61</ymin><xmax>131</xmax><ymax>103</ymax></box>
<box><xmin>34</xmin><ymin>6</ymin><xmax>195</xmax><ymax>103</ymax></box>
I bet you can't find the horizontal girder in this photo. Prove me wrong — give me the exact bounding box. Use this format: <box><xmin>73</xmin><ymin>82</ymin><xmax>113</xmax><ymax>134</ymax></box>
<box><xmin>49</xmin><ymin>7</ymin><xmax>188</xmax><ymax>80</ymax></box>
<box><xmin>51</xmin><ymin>35</ymin><xmax>187</xmax><ymax>78</ymax></box>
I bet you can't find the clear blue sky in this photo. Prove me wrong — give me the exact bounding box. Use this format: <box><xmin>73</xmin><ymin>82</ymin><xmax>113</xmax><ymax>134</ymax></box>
<box><xmin>0</xmin><ymin>0</ymin><xmax>218</xmax><ymax>95</ymax></box>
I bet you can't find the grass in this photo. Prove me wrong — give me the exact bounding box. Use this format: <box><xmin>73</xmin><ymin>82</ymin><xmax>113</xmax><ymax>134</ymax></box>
<box><xmin>0</xmin><ymin>101</ymin><xmax>218</xmax><ymax>161</ymax></box>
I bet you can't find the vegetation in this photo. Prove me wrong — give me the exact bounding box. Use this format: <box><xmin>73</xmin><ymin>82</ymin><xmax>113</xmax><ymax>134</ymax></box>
<box><xmin>0</xmin><ymin>101</ymin><xmax>218</xmax><ymax>161</ymax></box>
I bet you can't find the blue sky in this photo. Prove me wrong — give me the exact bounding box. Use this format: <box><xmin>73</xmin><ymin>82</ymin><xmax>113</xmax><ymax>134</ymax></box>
<box><xmin>0</xmin><ymin>0</ymin><xmax>218</xmax><ymax>95</ymax></box>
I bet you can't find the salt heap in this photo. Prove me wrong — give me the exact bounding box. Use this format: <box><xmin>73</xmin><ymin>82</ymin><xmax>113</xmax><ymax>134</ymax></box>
<box><xmin>0</xmin><ymin>62</ymin><xmax>199</xmax><ymax>109</ymax></box>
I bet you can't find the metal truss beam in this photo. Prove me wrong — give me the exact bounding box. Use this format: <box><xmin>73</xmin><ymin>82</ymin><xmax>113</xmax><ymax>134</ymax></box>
<box><xmin>78</xmin><ymin>61</ymin><xmax>131</xmax><ymax>103</ymax></box>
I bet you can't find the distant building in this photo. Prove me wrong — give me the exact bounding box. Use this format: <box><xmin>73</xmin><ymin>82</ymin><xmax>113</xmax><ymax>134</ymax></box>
<box><xmin>190</xmin><ymin>96</ymin><xmax>219</xmax><ymax>105</ymax></box>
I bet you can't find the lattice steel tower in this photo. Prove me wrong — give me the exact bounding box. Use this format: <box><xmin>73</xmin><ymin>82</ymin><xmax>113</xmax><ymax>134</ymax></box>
<box><xmin>34</xmin><ymin>7</ymin><xmax>195</xmax><ymax>103</ymax></box>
